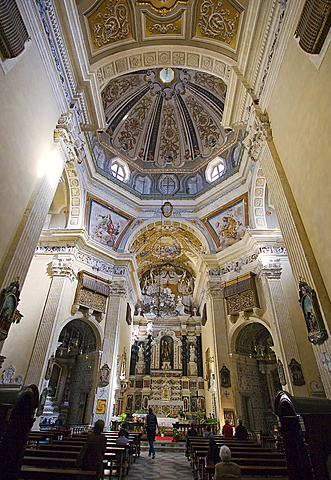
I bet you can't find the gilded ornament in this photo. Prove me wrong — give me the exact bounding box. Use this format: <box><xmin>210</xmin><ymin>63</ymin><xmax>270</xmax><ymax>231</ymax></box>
<box><xmin>146</xmin><ymin>19</ymin><xmax>181</xmax><ymax>35</ymax></box>
<box><xmin>136</xmin><ymin>0</ymin><xmax>189</xmax><ymax>16</ymax></box>
<box><xmin>87</xmin><ymin>0</ymin><xmax>132</xmax><ymax>50</ymax></box>
<box><xmin>196</xmin><ymin>0</ymin><xmax>240</xmax><ymax>46</ymax></box>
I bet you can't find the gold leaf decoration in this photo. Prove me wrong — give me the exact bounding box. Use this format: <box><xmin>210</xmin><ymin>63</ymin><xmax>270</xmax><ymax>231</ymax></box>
<box><xmin>196</xmin><ymin>0</ymin><xmax>241</xmax><ymax>46</ymax></box>
<box><xmin>86</xmin><ymin>0</ymin><xmax>132</xmax><ymax>50</ymax></box>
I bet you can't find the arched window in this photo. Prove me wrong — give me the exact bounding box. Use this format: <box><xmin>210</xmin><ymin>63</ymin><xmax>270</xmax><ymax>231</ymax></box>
<box><xmin>205</xmin><ymin>157</ymin><xmax>226</xmax><ymax>183</ymax></box>
<box><xmin>110</xmin><ymin>158</ymin><xmax>130</xmax><ymax>182</ymax></box>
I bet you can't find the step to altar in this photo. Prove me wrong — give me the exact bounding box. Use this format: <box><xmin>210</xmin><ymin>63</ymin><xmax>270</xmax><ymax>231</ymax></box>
<box><xmin>141</xmin><ymin>440</ymin><xmax>186</xmax><ymax>453</ymax></box>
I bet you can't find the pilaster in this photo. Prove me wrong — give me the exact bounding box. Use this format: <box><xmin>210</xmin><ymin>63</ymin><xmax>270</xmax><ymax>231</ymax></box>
<box><xmin>93</xmin><ymin>280</ymin><xmax>127</xmax><ymax>426</ymax></box>
<box><xmin>257</xmin><ymin>259</ymin><xmax>308</xmax><ymax>395</ymax></box>
<box><xmin>248</xmin><ymin>110</ymin><xmax>331</xmax><ymax>397</ymax></box>
<box><xmin>24</xmin><ymin>255</ymin><xmax>78</xmax><ymax>391</ymax></box>
<box><xmin>207</xmin><ymin>279</ymin><xmax>229</xmax><ymax>419</ymax></box>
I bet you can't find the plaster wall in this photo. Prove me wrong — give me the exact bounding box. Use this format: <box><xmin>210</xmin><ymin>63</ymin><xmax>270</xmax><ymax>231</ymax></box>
<box><xmin>268</xmin><ymin>37</ymin><xmax>331</xmax><ymax>298</ymax></box>
<box><xmin>117</xmin><ymin>308</ymin><xmax>133</xmax><ymax>379</ymax></box>
<box><xmin>0</xmin><ymin>42</ymin><xmax>61</xmax><ymax>271</ymax></box>
<box><xmin>281</xmin><ymin>259</ymin><xmax>321</xmax><ymax>392</ymax></box>
<box><xmin>1</xmin><ymin>256</ymin><xmax>51</xmax><ymax>379</ymax></box>
<box><xmin>201</xmin><ymin>310</ymin><xmax>216</xmax><ymax>415</ymax></box>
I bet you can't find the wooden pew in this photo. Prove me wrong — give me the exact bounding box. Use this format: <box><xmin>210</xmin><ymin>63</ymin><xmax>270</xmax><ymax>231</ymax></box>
<box><xmin>19</xmin><ymin>465</ymin><xmax>96</xmax><ymax>479</ymax></box>
<box><xmin>187</xmin><ymin>439</ymin><xmax>288</xmax><ymax>480</ymax></box>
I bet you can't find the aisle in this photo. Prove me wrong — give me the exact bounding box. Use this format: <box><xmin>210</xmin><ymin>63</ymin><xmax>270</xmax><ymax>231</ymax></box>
<box><xmin>126</xmin><ymin>450</ymin><xmax>193</xmax><ymax>480</ymax></box>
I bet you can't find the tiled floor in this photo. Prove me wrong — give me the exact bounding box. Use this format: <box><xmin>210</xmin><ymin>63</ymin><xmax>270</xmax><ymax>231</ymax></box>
<box><xmin>126</xmin><ymin>449</ymin><xmax>193</xmax><ymax>479</ymax></box>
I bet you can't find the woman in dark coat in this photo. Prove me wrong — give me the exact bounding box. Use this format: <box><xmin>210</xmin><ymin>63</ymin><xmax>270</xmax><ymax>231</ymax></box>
<box><xmin>81</xmin><ymin>419</ymin><xmax>107</xmax><ymax>479</ymax></box>
<box><xmin>205</xmin><ymin>439</ymin><xmax>221</xmax><ymax>466</ymax></box>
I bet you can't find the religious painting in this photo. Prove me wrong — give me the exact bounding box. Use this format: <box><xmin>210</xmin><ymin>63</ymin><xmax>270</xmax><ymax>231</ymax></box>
<box><xmin>99</xmin><ymin>363</ymin><xmax>111</xmax><ymax>387</ymax></box>
<box><xmin>224</xmin><ymin>409</ymin><xmax>235</xmax><ymax>426</ymax></box>
<box><xmin>202</xmin><ymin>194</ymin><xmax>248</xmax><ymax>250</ymax></box>
<box><xmin>298</xmin><ymin>280</ymin><xmax>328</xmax><ymax>345</ymax></box>
<box><xmin>289</xmin><ymin>358</ymin><xmax>305</xmax><ymax>386</ymax></box>
<box><xmin>0</xmin><ymin>280</ymin><xmax>20</xmax><ymax>341</ymax></box>
<box><xmin>277</xmin><ymin>359</ymin><xmax>287</xmax><ymax>386</ymax></box>
<box><xmin>220</xmin><ymin>364</ymin><xmax>231</xmax><ymax>388</ymax></box>
<box><xmin>87</xmin><ymin>196</ymin><xmax>133</xmax><ymax>249</ymax></box>
<box><xmin>151</xmin><ymin>235</ymin><xmax>181</xmax><ymax>259</ymax></box>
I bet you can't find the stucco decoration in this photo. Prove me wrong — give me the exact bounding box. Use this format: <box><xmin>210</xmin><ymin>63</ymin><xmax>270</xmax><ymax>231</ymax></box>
<box><xmin>136</xmin><ymin>0</ymin><xmax>189</xmax><ymax>16</ymax></box>
<box><xmin>85</xmin><ymin>0</ymin><xmax>132</xmax><ymax>51</ymax></box>
<box><xmin>195</xmin><ymin>0</ymin><xmax>242</xmax><ymax>47</ymax></box>
<box><xmin>90</xmin><ymin>67</ymin><xmax>244</xmax><ymax>198</ymax></box>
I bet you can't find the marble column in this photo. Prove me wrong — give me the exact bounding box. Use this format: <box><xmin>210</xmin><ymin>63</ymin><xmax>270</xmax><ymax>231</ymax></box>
<box><xmin>24</xmin><ymin>255</ymin><xmax>78</xmax><ymax>392</ymax></box>
<box><xmin>247</xmin><ymin>110</ymin><xmax>331</xmax><ymax>397</ymax></box>
<box><xmin>93</xmin><ymin>281</ymin><xmax>127</xmax><ymax>426</ymax></box>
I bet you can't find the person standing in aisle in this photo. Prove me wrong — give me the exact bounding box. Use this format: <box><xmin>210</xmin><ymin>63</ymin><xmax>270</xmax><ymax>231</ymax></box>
<box><xmin>145</xmin><ymin>407</ymin><xmax>159</xmax><ymax>459</ymax></box>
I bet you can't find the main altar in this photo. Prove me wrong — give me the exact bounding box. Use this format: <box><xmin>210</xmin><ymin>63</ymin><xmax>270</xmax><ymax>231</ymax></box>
<box><xmin>116</xmin><ymin>311</ymin><xmax>206</xmax><ymax>419</ymax></box>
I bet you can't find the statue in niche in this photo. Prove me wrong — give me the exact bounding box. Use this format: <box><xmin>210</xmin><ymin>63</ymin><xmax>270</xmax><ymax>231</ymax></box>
<box><xmin>138</xmin><ymin>344</ymin><xmax>144</xmax><ymax>363</ymax></box>
<box><xmin>189</xmin><ymin>345</ymin><xmax>195</xmax><ymax>362</ymax></box>
<box><xmin>161</xmin><ymin>339</ymin><xmax>171</xmax><ymax>362</ymax></box>
<box><xmin>1</xmin><ymin>364</ymin><xmax>15</xmax><ymax>384</ymax></box>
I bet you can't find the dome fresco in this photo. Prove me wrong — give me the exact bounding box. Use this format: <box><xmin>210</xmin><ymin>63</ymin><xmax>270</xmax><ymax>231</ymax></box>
<box><xmin>88</xmin><ymin>67</ymin><xmax>245</xmax><ymax>198</ymax></box>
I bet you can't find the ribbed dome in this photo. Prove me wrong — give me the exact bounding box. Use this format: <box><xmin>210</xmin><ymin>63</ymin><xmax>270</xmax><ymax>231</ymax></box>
<box><xmin>91</xmin><ymin>67</ymin><xmax>244</xmax><ymax>198</ymax></box>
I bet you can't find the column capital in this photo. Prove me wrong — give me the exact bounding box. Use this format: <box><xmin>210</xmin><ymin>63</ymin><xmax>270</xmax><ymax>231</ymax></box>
<box><xmin>51</xmin><ymin>255</ymin><xmax>78</xmax><ymax>281</ymax></box>
<box><xmin>257</xmin><ymin>259</ymin><xmax>282</xmax><ymax>279</ymax></box>
<box><xmin>110</xmin><ymin>281</ymin><xmax>127</xmax><ymax>297</ymax></box>
<box><xmin>243</xmin><ymin>110</ymin><xmax>272</xmax><ymax>162</ymax></box>
<box><xmin>207</xmin><ymin>280</ymin><xmax>224</xmax><ymax>299</ymax></box>
<box><xmin>53</xmin><ymin>112</ymin><xmax>86</xmax><ymax>164</ymax></box>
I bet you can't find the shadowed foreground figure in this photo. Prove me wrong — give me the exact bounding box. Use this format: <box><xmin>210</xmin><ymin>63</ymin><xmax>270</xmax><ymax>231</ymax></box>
<box><xmin>213</xmin><ymin>445</ymin><xmax>241</xmax><ymax>480</ymax></box>
<box><xmin>79</xmin><ymin>419</ymin><xmax>107</xmax><ymax>480</ymax></box>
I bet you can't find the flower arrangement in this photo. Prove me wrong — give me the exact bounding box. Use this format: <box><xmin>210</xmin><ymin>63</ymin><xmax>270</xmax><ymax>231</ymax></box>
<box><xmin>195</xmin><ymin>410</ymin><xmax>206</xmax><ymax>423</ymax></box>
<box><xmin>118</xmin><ymin>413</ymin><xmax>127</xmax><ymax>424</ymax></box>
<box><xmin>172</xmin><ymin>428</ymin><xmax>181</xmax><ymax>440</ymax></box>
<box><xmin>167</xmin><ymin>412</ymin><xmax>178</xmax><ymax>418</ymax></box>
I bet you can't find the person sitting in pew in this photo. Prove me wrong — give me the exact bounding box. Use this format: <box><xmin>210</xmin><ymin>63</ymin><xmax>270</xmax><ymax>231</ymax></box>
<box><xmin>214</xmin><ymin>445</ymin><xmax>241</xmax><ymax>480</ymax></box>
<box><xmin>203</xmin><ymin>424</ymin><xmax>214</xmax><ymax>438</ymax></box>
<box><xmin>77</xmin><ymin>419</ymin><xmax>107</xmax><ymax>480</ymax></box>
<box><xmin>185</xmin><ymin>422</ymin><xmax>198</xmax><ymax>458</ymax></box>
<box><xmin>120</xmin><ymin>423</ymin><xmax>130</xmax><ymax>438</ymax></box>
<box><xmin>205</xmin><ymin>439</ymin><xmax>221</xmax><ymax>466</ymax></box>
<box><xmin>235</xmin><ymin>419</ymin><xmax>248</xmax><ymax>441</ymax></box>
<box><xmin>116</xmin><ymin>429</ymin><xmax>130</xmax><ymax>446</ymax></box>
<box><xmin>222</xmin><ymin>419</ymin><xmax>233</xmax><ymax>438</ymax></box>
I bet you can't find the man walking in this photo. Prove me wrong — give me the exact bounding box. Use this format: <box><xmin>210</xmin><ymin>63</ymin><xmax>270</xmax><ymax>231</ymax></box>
<box><xmin>146</xmin><ymin>407</ymin><xmax>159</xmax><ymax>459</ymax></box>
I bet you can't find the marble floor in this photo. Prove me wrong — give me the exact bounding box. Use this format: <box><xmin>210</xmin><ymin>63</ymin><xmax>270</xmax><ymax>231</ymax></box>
<box><xmin>125</xmin><ymin>450</ymin><xmax>193</xmax><ymax>480</ymax></box>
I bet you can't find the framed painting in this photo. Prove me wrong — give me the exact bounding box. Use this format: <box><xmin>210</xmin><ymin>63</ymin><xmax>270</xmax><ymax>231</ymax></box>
<box><xmin>202</xmin><ymin>193</ymin><xmax>248</xmax><ymax>250</ymax></box>
<box><xmin>224</xmin><ymin>409</ymin><xmax>235</xmax><ymax>426</ymax></box>
<box><xmin>298</xmin><ymin>280</ymin><xmax>328</xmax><ymax>345</ymax></box>
<box><xmin>86</xmin><ymin>196</ymin><xmax>133</xmax><ymax>250</ymax></box>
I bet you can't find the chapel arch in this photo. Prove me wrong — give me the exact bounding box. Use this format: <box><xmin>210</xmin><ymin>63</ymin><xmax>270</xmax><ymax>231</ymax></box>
<box><xmin>42</xmin><ymin>318</ymin><xmax>100</xmax><ymax>426</ymax></box>
<box><xmin>231</xmin><ymin>321</ymin><xmax>281</xmax><ymax>435</ymax></box>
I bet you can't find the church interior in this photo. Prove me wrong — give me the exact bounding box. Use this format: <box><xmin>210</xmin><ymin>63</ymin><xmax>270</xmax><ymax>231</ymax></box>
<box><xmin>0</xmin><ymin>0</ymin><xmax>331</xmax><ymax>465</ymax></box>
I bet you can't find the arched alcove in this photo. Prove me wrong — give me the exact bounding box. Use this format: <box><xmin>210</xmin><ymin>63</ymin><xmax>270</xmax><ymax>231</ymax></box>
<box><xmin>41</xmin><ymin>319</ymin><xmax>98</xmax><ymax>427</ymax></box>
<box><xmin>233</xmin><ymin>322</ymin><xmax>281</xmax><ymax>435</ymax></box>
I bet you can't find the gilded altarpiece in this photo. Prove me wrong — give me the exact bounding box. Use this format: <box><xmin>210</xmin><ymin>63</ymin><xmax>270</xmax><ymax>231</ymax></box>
<box><xmin>125</xmin><ymin>316</ymin><xmax>204</xmax><ymax>418</ymax></box>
